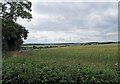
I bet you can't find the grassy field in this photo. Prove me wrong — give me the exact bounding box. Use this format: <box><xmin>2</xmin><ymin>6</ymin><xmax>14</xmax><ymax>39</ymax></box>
<box><xmin>2</xmin><ymin>44</ymin><xmax>119</xmax><ymax>83</ymax></box>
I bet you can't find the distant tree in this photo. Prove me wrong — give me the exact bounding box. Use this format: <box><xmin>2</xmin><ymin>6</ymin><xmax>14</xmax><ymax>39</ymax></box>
<box><xmin>33</xmin><ymin>45</ymin><xmax>37</xmax><ymax>49</ymax></box>
<box><xmin>1</xmin><ymin>1</ymin><xmax>32</xmax><ymax>51</ymax></box>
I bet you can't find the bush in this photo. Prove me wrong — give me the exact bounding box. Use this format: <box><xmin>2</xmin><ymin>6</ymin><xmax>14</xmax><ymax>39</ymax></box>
<box><xmin>2</xmin><ymin>60</ymin><xmax>119</xmax><ymax>84</ymax></box>
<box><xmin>33</xmin><ymin>45</ymin><xmax>37</xmax><ymax>49</ymax></box>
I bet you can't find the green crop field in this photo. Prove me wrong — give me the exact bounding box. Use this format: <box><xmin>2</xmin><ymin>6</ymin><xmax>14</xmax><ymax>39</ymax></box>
<box><xmin>2</xmin><ymin>44</ymin><xmax>119</xmax><ymax>83</ymax></box>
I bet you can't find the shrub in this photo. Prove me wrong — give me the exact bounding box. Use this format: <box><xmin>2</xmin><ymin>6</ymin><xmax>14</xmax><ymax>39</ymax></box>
<box><xmin>2</xmin><ymin>61</ymin><xmax>119</xmax><ymax>84</ymax></box>
<box><xmin>33</xmin><ymin>45</ymin><xmax>37</xmax><ymax>49</ymax></box>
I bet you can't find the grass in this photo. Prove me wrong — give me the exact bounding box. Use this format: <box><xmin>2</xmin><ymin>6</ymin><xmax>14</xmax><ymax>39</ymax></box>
<box><xmin>4</xmin><ymin>44</ymin><xmax>118</xmax><ymax>66</ymax></box>
<box><xmin>2</xmin><ymin>44</ymin><xmax>119</xmax><ymax>83</ymax></box>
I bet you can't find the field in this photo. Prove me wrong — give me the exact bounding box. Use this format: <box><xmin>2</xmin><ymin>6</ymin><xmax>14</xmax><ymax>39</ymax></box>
<box><xmin>2</xmin><ymin>44</ymin><xmax>119</xmax><ymax>83</ymax></box>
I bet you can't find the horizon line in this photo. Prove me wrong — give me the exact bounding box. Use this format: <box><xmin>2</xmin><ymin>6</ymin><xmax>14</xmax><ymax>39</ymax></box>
<box><xmin>23</xmin><ymin>41</ymin><xmax>119</xmax><ymax>44</ymax></box>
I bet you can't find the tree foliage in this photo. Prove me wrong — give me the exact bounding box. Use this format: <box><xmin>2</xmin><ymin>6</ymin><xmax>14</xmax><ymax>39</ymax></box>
<box><xmin>1</xmin><ymin>1</ymin><xmax>32</xmax><ymax>51</ymax></box>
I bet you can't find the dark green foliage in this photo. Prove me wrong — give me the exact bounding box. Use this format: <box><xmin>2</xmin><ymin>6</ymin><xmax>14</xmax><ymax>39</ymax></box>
<box><xmin>2</xmin><ymin>19</ymin><xmax>28</xmax><ymax>51</ymax></box>
<box><xmin>2</xmin><ymin>60</ymin><xmax>119</xmax><ymax>84</ymax></box>
<box><xmin>1</xmin><ymin>1</ymin><xmax>32</xmax><ymax>51</ymax></box>
<box><xmin>2</xmin><ymin>1</ymin><xmax>32</xmax><ymax>21</ymax></box>
<box><xmin>33</xmin><ymin>45</ymin><xmax>37</xmax><ymax>49</ymax></box>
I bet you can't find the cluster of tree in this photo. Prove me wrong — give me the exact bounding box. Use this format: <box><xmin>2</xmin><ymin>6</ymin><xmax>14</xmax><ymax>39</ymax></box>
<box><xmin>1</xmin><ymin>1</ymin><xmax>32</xmax><ymax>51</ymax></box>
<box><xmin>80</xmin><ymin>42</ymin><xmax>117</xmax><ymax>45</ymax></box>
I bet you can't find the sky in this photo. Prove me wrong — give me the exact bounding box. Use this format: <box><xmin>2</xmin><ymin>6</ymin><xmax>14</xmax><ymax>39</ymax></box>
<box><xmin>17</xmin><ymin>1</ymin><xmax>118</xmax><ymax>43</ymax></box>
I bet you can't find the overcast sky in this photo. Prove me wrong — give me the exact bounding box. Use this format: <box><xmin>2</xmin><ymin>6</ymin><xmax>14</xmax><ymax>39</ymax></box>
<box><xmin>17</xmin><ymin>1</ymin><xmax>118</xmax><ymax>43</ymax></box>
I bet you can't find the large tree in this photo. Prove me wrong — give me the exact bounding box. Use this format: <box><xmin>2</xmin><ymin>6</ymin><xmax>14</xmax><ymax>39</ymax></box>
<box><xmin>1</xmin><ymin>1</ymin><xmax>32</xmax><ymax>51</ymax></box>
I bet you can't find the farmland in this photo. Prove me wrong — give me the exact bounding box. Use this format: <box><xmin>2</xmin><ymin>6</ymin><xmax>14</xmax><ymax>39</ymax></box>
<box><xmin>2</xmin><ymin>43</ymin><xmax>119</xmax><ymax>83</ymax></box>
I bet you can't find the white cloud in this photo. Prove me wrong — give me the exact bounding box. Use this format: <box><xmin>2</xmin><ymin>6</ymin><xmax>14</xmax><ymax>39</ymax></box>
<box><xmin>17</xmin><ymin>2</ymin><xmax>118</xmax><ymax>43</ymax></box>
<box><xmin>104</xmin><ymin>32</ymin><xmax>118</xmax><ymax>36</ymax></box>
<box><xmin>31</xmin><ymin>0</ymin><xmax>119</xmax><ymax>2</ymax></box>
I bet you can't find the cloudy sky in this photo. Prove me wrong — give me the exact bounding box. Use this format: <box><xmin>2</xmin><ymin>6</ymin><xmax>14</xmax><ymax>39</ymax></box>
<box><xmin>17</xmin><ymin>1</ymin><xmax>118</xmax><ymax>43</ymax></box>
